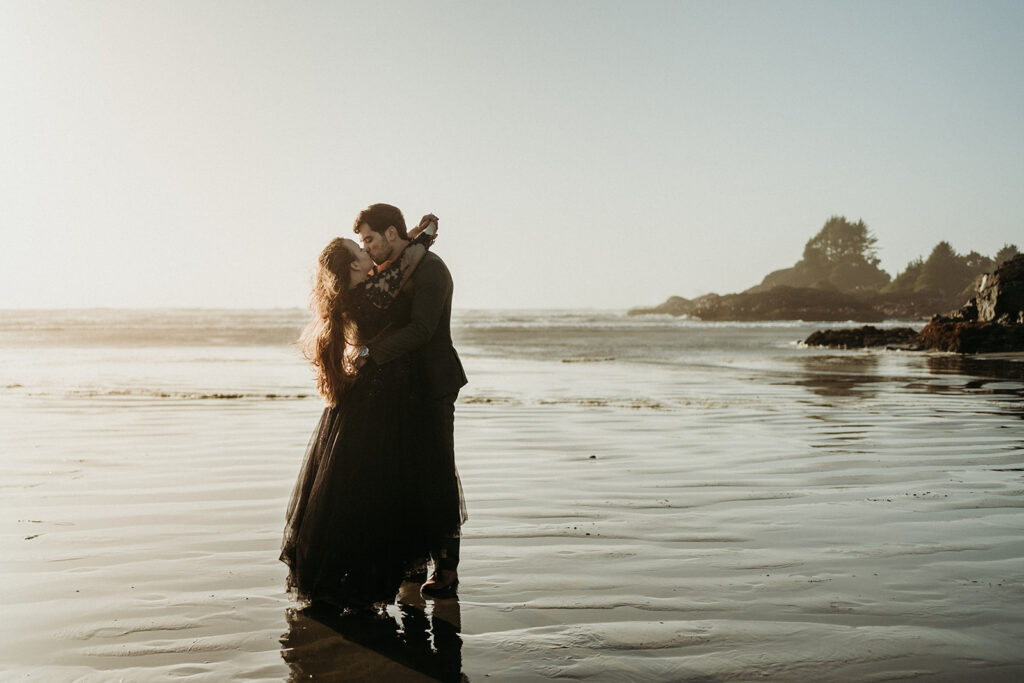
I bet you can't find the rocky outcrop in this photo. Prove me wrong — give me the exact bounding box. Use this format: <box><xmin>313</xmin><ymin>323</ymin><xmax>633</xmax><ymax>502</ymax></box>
<box><xmin>912</xmin><ymin>255</ymin><xmax>1024</xmax><ymax>352</ymax></box>
<box><xmin>975</xmin><ymin>254</ymin><xmax>1024</xmax><ymax>323</ymax></box>
<box><xmin>627</xmin><ymin>296</ymin><xmax>694</xmax><ymax>317</ymax></box>
<box><xmin>804</xmin><ymin>255</ymin><xmax>1024</xmax><ymax>353</ymax></box>
<box><xmin>803</xmin><ymin>325</ymin><xmax>919</xmax><ymax>349</ymax></box>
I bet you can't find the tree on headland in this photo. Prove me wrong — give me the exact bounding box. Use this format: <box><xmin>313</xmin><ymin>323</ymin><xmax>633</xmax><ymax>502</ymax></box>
<box><xmin>802</xmin><ymin>216</ymin><xmax>881</xmax><ymax>268</ymax></box>
<box><xmin>996</xmin><ymin>243</ymin><xmax>1021</xmax><ymax>266</ymax></box>
<box><xmin>752</xmin><ymin>215</ymin><xmax>890</xmax><ymax>293</ymax></box>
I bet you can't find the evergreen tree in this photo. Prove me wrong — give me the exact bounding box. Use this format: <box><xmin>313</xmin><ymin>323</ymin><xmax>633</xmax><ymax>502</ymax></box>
<box><xmin>801</xmin><ymin>216</ymin><xmax>881</xmax><ymax>267</ymax></box>
<box><xmin>963</xmin><ymin>251</ymin><xmax>993</xmax><ymax>273</ymax></box>
<box><xmin>917</xmin><ymin>241</ymin><xmax>963</xmax><ymax>297</ymax></box>
<box><xmin>995</xmin><ymin>243</ymin><xmax>1020</xmax><ymax>265</ymax></box>
<box><xmin>797</xmin><ymin>216</ymin><xmax>888</xmax><ymax>291</ymax></box>
<box><xmin>884</xmin><ymin>257</ymin><xmax>924</xmax><ymax>293</ymax></box>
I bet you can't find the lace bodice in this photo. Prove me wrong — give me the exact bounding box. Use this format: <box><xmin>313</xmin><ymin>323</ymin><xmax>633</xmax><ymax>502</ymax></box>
<box><xmin>347</xmin><ymin>234</ymin><xmax>431</xmax><ymax>343</ymax></box>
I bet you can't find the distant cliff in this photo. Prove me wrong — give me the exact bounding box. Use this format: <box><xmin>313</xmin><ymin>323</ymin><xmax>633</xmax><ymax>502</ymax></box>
<box><xmin>630</xmin><ymin>287</ymin><xmax>885</xmax><ymax>322</ymax></box>
<box><xmin>629</xmin><ymin>216</ymin><xmax>1019</xmax><ymax>322</ymax></box>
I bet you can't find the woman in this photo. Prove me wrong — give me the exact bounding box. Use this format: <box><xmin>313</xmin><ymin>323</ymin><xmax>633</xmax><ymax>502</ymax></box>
<box><xmin>281</xmin><ymin>215</ymin><xmax>460</xmax><ymax>608</ymax></box>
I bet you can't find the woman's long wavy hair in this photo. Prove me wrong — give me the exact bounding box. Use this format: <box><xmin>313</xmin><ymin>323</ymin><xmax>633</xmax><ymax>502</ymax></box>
<box><xmin>299</xmin><ymin>238</ymin><xmax>359</xmax><ymax>406</ymax></box>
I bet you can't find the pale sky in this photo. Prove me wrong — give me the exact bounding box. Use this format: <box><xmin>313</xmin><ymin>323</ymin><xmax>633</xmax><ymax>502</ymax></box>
<box><xmin>2</xmin><ymin>0</ymin><xmax>1021</xmax><ymax>310</ymax></box>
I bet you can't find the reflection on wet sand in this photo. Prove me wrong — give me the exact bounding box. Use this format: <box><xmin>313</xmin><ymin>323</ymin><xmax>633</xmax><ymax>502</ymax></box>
<box><xmin>925</xmin><ymin>355</ymin><xmax>1024</xmax><ymax>419</ymax></box>
<box><xmin>788</xmin><ymin>353</ymin><xmax>885</xmax><ymax>399</ymax></box>
<box><xmin>788</xmin><ymin>351</ymin><xmax>1024</xmax><ymax>405</ymax></box>
<box><xmin>281</xmin><ymin>582</ymin><xmax>465</xmax><ymax>682</ymax></box>
<box><xmin>927</xmin><ymin>354</ymin><xmax>1024</xmax><ymax>384</ymax></box>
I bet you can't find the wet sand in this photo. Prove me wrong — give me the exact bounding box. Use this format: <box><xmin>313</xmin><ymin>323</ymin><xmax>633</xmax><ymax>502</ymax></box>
<box><xmin>2</xmin><ymin>348</ymin><xmax>1024</xmax><ymax>681</ymax></box>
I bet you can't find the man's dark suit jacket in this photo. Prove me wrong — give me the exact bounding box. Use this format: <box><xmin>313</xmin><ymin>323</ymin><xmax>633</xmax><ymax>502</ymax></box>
<box><xmin>368</xmin><ymin>250</ymin><xmax>467</xmax><ymax>399</ymax></box>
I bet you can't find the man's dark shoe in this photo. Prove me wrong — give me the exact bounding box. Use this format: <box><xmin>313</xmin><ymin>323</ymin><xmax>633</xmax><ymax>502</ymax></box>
<box><xmin>420</xmin><ymin>570</ymin><xmax>459</xmax><ymax>598</ymax></box>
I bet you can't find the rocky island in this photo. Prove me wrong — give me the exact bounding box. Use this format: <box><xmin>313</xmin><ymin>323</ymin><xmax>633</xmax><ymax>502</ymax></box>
<box><xmin>630</xmin><ymin>216</ymin><xmax>1022</xmax><ymax>352</ymax></box>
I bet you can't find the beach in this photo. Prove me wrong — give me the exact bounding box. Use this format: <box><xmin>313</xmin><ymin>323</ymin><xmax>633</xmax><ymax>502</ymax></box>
<box><xmin>2</xmin><ymin>309</ymin><xmax>1023</xmax><ymax>681</ymax></box>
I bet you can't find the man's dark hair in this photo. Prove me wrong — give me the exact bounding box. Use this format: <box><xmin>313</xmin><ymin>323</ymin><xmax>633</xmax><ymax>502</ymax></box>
<box><xmin>353</xmin><ymin>203</ymin><xmax>407</xmax><ymax>239</ymax></box>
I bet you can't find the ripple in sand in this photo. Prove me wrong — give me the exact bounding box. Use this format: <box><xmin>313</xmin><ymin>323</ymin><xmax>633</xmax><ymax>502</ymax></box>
<box><xmin>465</xmin><ymin>619</ymin><xmax>1019</xmax><ymax>681</ymax></box>
<box><xmin>63</xmin><ymin>617</ymin><xmax>202</xmax><ymax>640</ymax></box>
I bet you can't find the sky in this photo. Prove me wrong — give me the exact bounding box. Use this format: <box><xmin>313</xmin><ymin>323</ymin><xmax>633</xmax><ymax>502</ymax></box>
<box><xmin>2</xmin><ymin>0</ymin><xmax>1022</xmax><ymax>310</ymax></box>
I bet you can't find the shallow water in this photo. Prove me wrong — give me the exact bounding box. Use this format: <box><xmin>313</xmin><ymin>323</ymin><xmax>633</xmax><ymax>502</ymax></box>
<box><xmin>1</xmin><ymin>310</ymin><xmax>1022</xmax><ymax>680</ymax></box>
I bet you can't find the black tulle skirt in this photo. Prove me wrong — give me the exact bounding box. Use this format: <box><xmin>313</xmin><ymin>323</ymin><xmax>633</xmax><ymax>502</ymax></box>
<box><xmin>281</xmin><ymin>357</ymin><xmax>464</xmax><ymax>606</ymax></box>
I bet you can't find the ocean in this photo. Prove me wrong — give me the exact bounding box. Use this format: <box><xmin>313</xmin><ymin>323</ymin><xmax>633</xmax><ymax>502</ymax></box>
<box><xmin>2</xmin><ymin>309</ymin><xmax>1023</xmax><ymax>681</ymax></box>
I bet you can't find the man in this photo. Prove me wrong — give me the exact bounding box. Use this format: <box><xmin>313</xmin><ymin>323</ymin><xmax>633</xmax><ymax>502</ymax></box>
<box><xmin>354</xmin><ymin>203</ymin><xmax>467</xmax><ymax>598</ymax></box>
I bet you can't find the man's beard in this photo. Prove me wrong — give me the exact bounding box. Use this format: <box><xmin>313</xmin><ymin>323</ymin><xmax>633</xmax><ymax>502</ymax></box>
<box><xmin>375</xmin><ymin>244</ymin><xmax>397</xmax><ymax>265</ymax></box>
<box><xmin>370</xmin><ymin>248</ymin><xmax>392</xmax><ymax>267</ymax></box>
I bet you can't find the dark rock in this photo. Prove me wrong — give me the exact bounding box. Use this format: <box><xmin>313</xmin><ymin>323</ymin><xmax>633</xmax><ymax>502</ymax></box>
<box><xmin>949</xmin><ymin>299</ymin><xmax>978</xmax><ymax>322</ymax></box>
<box><xmin>803</xmin><ymin>325</ymin><xmax>920</xmax><ymax>349</ymax></box>
<box><xmin>694</xmin><ymin>286</ymin><xmax>884</xmax><ymax>322</ymax></box>
<box><xmin>916</xmin><ymin>318</ymin><xmax>1024</xmax><ymax>353</ymax></box>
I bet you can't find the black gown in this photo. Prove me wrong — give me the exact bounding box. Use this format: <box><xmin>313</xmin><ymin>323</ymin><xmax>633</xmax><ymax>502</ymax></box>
<box><xmin>281</xmin><ymin>241</ymin><xmax>464</xmax><ymax>606</ymax></box>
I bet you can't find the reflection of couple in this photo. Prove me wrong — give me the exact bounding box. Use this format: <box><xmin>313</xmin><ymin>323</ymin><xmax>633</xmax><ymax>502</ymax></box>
<box><xmin>281</xmin><ymin>583</ymin><xmax>464</xmax><ymax>680</ymax></box>
<box><xmin>281</xmin><ymin>203</ymin><xmax>467</xmax><ymax>609</ymax></box>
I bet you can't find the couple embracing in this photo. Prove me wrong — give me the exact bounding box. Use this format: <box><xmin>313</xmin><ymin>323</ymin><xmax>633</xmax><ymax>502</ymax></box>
<box><xmin>280</xmin><ymin>203</ymin><xmax>467</xmax><ymax>609</ymax></box>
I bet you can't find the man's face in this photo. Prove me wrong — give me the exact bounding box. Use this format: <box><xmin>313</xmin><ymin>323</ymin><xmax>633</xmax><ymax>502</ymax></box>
<box><xmin>356</xmin><ymin>223</ymin><xmax>393</xmax><ymax>265</ymax></box>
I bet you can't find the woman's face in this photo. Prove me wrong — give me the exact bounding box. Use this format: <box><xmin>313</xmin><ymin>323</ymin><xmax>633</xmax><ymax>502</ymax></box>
<box><xmin>344</xmin><ymin>239</ymin><xmax>374</xmax><ymax>275</ymax></box>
